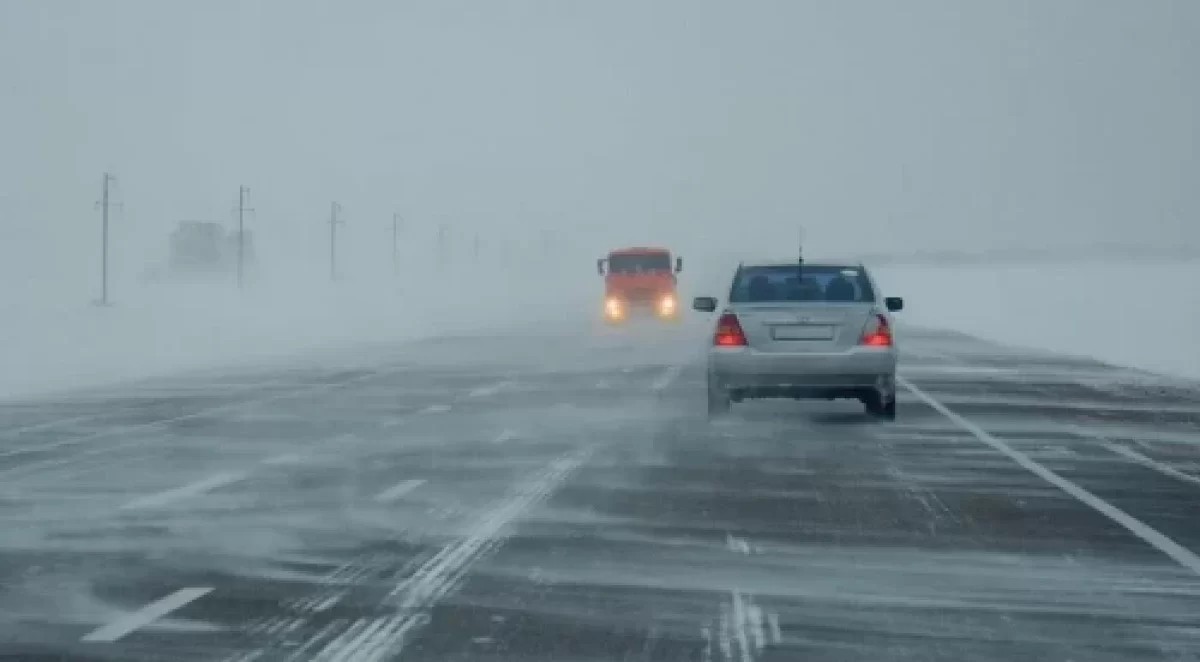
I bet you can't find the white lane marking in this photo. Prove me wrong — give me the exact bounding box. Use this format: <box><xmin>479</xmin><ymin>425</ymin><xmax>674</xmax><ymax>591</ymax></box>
<box><xmin>81</xmin><ymin>587</ymin><xmax>213</xmax><ymax>642</ymax></box>
<box><xmin>468</xmin><ymin>381</ymin><xmax>513</xmax><ymax>398</ymax></box>
<box><xmin>120</xmin><ymin>472</ymin><xmax>247</xmax><ymax>510</ymax></box>
<box><xmin>333</xmin><ymin>433</ymin><xmax>359</xmax><ymax>443</ymax></box>
<box><xmin>304</xmin><ymin>448</ymin><xmax>591</xmax><ymax>661</ymax></box>
<box><xmin>374</xmin><ymin>479</ymin><xmax>426</xmax><ymax>503</ymax></box>
<box><xmin>900</xmin><ymin>376</ymin><xmax>1200</xmax><ymax>576</ymax></box>
<box><xmin>1104</xmin><ymin>442</ymin><xmax>1200</xmax><ymax>488</ymax></box>
<box><xmin>262</xmin><ymin>453</ymin><xmax>304</xmax><ymax>466</ymax></box>
<box><xmin>748</xmin><ymin>601</ymin><xmax>765</xmax><ymax>652</ymax></box>
<box><xmin>420</xmin><ymin>404</ymin><xmax>452</xmax><ymax>414</ymax></box>
<box><xmin>492</xmin><ymin>430</ymin><xmax>518</xmax><ymax>444</ymax></box>
<box><xmin>652</xmin><ymin>365</ymin><xmax>683</xmax><ymax>391</ymax></box>
<box><xmin>767</xmin><ymin>612</ymin><xmax>781</xmax><ymax>645</ymax></box>
<box><xmin>726</xmin><ymin>532</ymin><xmax>751</xmax><ymax>555</ymax></box>
<box><xmin>718</xmin><ymin>604</ymin><xmax>733</xmax><ymax>661</ymax></box>
<box><xmin>730</xmin><ymin>590</ymin><xmax>753</xmax><ymax>662</ymax></box>
<box><xmin>380</xmin><ymin>418</ymin><xmax>404</xmax><ymax>428</ymax></box>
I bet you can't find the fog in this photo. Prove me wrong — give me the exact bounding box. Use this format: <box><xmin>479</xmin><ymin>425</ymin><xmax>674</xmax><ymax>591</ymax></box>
<box><xmin>2</xmin><ymin>0</ymin><xmax>1199</xmax><ymax>395</ymax></box>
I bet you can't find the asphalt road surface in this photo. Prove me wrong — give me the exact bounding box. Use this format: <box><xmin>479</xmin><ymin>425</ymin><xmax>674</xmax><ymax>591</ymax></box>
<box><xmin>2</xmin><ymin>320</ymin><xmax>1199</xmax><ymax>661</ymax></box>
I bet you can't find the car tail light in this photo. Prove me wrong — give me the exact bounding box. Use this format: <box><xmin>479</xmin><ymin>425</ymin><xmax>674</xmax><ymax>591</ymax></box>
<box><xmin>860</xmin><ymin>313</ymin><xmax>893</xmax><ymax>347</ymax></box>
<box><xmin>714</xmin><ymin>313</ymin><xmax>747</xmax><ymax>346</ymax></box>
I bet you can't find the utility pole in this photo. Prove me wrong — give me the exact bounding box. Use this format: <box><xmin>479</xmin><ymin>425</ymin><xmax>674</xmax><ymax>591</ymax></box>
<box><xmin>96</xmin><ymin>173</ymin><xmax>116</xmax><ymax>306</ymax></box>
<box><xmin>237</xmin><ymin>185</ymin><xmax>252</xmax><ymax>289</ymax></box>
<box><xmin>329</xmin><ymin>202</ymin><xmax>343</xmax><ymax>281</ymax></box>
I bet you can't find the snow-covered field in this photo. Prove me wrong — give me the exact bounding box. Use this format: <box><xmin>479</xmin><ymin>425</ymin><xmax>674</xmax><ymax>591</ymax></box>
<box><xmin>0</xmin><ymin>264</ymin><xmax>597</xmax><ymax>400</ymax></box>
<box><xmin>876</xmin><ymin>262</ymin><xmax>1200</xmax><ymax>382</ymax></box>
<box><xmin>3</xmin><ymin>260</ymin><xmax>1196</xmax><ymax>400</ymax></box>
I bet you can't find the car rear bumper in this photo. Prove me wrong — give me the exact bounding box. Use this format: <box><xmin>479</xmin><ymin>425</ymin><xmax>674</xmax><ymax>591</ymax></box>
<box><xmin>708</xmin><ymin>346</ymin><xmax>897</xmax><ymax>397</ymax></box>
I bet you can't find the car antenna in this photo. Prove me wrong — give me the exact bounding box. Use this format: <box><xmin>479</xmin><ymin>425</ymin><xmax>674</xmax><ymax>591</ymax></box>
<box><xmin>797</xmin><ymin>227</ymin><xmax>804</xmax><ymax>280</ymax></box>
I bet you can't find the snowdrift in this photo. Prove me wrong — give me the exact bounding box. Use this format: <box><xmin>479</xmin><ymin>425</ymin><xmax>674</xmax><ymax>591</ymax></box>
<box><xmin>875</xmin><ymin>262</ymin><xmax>1200</xmax><ymax>381</ymax></box>
<box><xmin>0</xmin><ymin>262</ymin><xmax>597</xmax><ymax>400</ymax></box>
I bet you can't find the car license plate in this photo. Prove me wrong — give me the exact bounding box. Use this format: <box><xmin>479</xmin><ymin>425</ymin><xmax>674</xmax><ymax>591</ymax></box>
<box><xmin>771</xmin><ymin>325</ymin><xmax>834</xmax><ymax>341</ymax></box>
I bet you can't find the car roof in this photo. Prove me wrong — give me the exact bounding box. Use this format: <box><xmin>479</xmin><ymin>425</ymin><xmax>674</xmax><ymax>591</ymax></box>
<box><xmin>737</xmin><ymin>258</ymin><xmax>867</xmax><ymax>270</ymax></box>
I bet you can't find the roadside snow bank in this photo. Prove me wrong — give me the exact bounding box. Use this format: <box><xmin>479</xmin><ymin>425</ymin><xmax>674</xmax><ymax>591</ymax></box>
<box><xmin>875</xmin><ymin>262</ymin><xmax>1200</xmax><ymax>381</ymax></box>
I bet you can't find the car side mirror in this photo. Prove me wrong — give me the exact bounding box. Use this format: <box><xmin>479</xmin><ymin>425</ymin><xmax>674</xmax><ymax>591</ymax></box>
<box><xmin>885</xmin><ymin>297</ymin><xmax>904</xmax><ymax>312</ymax></box>
<box><xmin>675</xmin><ymin>257</ymin><xmax>683</xmax><ymax>273</ymax></box>
<box><xmin>692</xmin><ymin>296</ymin><xmax>717</xmax><ymax>313</ymax></box>
<box><xmin>597</xmin><ymin>258</ymin><xmax>606</xmax><ymax>275</ymax></box>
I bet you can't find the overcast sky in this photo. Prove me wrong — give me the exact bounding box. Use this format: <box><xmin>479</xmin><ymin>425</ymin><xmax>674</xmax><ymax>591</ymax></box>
<box><xmin>2</xmin><ymin>0</ymin><xmax>1197</xmax><ymax>290</ymax></box>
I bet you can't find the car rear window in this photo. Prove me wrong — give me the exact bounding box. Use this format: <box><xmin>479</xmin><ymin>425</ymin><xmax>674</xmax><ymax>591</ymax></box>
<box><xmin>729</xmin><ymin>265</ymin><xmax>877</xmax><ymax>303</ymax></box>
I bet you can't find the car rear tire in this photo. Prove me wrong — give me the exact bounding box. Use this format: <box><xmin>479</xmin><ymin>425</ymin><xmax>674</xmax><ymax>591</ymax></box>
<box><xmin>707</xmin><ymin>382</ymin><xmax>731</xmax><ymax>418</ymax></box>
<box><xmin>879</xmin><ymin>397</ymin><xmax>897</xmax><ymax>421</ymax></box>
<box><xmin>863</xmin><ymin>391</ymin><xmax>897</xmax><ymax>421</ymax></box>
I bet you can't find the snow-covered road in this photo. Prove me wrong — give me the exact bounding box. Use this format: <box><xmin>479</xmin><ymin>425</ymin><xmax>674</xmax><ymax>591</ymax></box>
<box><xmin>1</xmin><ymin>322</ymin><xmax>1199</xmax><ymax>661</ymax></box>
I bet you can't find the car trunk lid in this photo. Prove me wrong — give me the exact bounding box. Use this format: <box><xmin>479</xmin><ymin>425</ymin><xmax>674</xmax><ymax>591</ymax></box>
<box><xmin>729</xmin><ymin>302</ymin><xmax>876</xmax><ymax>353</ymax></box>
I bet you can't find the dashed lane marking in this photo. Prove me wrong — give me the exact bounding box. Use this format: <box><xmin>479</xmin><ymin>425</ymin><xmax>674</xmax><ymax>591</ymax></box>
<box><xmin>373</xmin><ymin>478</ymin><xmax>426</xmax><ymax>503</ymax></box>
<box><xmin>81</xmin><ymin>587</ymin><xmax>213</xmax><ymax>642</ymax></box>
<box><xmin>900</xmin><ymin>376</ymin><xmax>1200</xmax><ymax>576</ymax></box>
<box><xmin>420</xmin><ymin>404</ymin><xmax>452</xmax><ymax>414</ymax></box>
<box><xmin>728</xmin><ymin>590</ymin><xmax>754</xmax><ymax>662</ymax></box>
<box><xmin>726</xmin><ymin>532</ymin><xmax>751</xmax><ymax>555</ymax></box>
<box><xmin>468</xmin><ymin>381</ymin><xmax>513</xmax><ymax>398</ymax></box>
<box><xmin>492</xmin><ymin>430</ymin><xmax>518</xmax><ymax>444</ymax></box>
<box><xmin>120</xmin><ymin>472</ymin><xmax>247</xmax><ymax>510</ymax></box>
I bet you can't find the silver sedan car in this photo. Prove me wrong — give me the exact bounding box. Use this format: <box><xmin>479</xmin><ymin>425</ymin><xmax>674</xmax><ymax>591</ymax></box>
<box><xmin>692</xmin><ymin>260</ymin><xmax>903</xmax><ymax>419</ymax></box>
